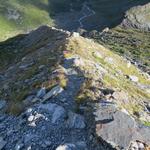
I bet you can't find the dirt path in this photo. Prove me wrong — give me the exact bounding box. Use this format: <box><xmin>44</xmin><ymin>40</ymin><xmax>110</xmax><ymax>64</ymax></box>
<box><xmin>78</xmin><ymin>2</ymin><xmax>95</xmax><ymax>28</ymax></box>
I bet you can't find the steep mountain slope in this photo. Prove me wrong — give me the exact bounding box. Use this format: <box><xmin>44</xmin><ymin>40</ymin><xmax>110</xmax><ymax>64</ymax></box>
<box><xmin>0</xmin><ymin>0</ymin><xmax>53</xmax><ymax>41</ymax></box>
<box><xmin>87</xmin><ymin>0</ymin><xmax>150</xmax><ymax>30</ymax></box>
<box><xmin>1</xmin><ymin>0</ymin><xmax>150</xmax><ymax>42</ymax></box>
<box><xmin>122</xmin><ymin>2</ymin><xmax>150</xmax><ymax>31</ymax></box>
<box><xmin>88</xmin><ymin>26</ymin><xmax>150</xmax><ymax>74</ymax></box>
<box><xmin>0</xmin><ymin>26</ymin><xmax>150</xmax><ymax>150</ymax></box>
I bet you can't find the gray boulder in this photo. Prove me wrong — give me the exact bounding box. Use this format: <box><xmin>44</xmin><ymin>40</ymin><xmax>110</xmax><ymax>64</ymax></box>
<box><xmin>38</xmin><ymin>103</ymin><xmax>67</xmax><ymax>124</ymax></box>
<box><xmin>95</xmin><ymin>104</ymin><xmax>150</xmax><ymax>149</ymax></box>
<box><xmin>67</xmin><ymin>112</ymin><xmax>86</xmax><ymax>129</ymax></box>
<box><xmin>56</xmin><ymin>144</ymin><xmax>76</xmax><ymax>150</ymax></box>
<box><xmin>96</xmin><ymin>111</ymin><xmax>136</xmax><ymax>149</ymax></box>
<box><xmin>51</xmin><ymin>105</ymin><xmax>67</xmax><ymax>124</ymax></box>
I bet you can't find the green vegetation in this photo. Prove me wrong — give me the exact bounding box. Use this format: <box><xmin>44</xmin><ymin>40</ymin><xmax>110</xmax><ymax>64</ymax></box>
<box><xmin>0</xmin><ymin>0</ymin><xmax>53</xmax><ymax>41</ymax></box>
<box><xmin>0</xmin><ymin>0</ymin><xmax>86</xmax><ymax>41</ymax></box>
<box><xmin>66</xmin><ymin>36</ymin><xmax>150</xmax><ymax>119</ymax></box>
<box><xmin>92</xmin><ymin>27</ymin><xmax>150</xmax><ymax>73</ymax></box>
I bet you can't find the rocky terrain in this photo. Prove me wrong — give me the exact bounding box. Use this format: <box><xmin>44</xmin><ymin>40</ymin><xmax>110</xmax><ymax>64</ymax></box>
<box><xmin>0</xmin><ymin>26</ymin><xmax>150</xmax><ymax>150</ymax></box>
<box><xmin>0</xmin><ymin>0</ymin><xmax>55</xmax><ymax>41</ymax></box>
<box><xmin>122</xmin><ymin>3</ymin><xmax>150</xmax><ymax>31</ymax></box>
<box><xmin>0</xmin><ymin>1</ymin><xmax>150</xmax><ymax>150</ymax></box>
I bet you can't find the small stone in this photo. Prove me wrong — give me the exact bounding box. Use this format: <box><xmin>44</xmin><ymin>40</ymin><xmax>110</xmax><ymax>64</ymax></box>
<box><xmin>26</xmin><ymin>146</ymin><xmax>32</xmax><ymax>150</ymax></box>
<box><xmin>93</xmin><ymin>51</ymin><xmax>102</xmax><ymax>59</ymax></box>
<box><xmin>131</xmin><ymin>142</ymin><xmax>138</xmax><ymax>150</ymax></box>
<box><xmin>37</xmin><ymin>87</ymin><xmax>46</xmax><ymax>98</ymax></box>
<box><xmin>0</xmin><ymin>75</ymin><xmax>4</xmax><ymax>81</ymax></box>
<box><xmin>19</xmin><ymin>62</ymin><xmax>34</xmax><ymax>69</ymax></box>
<box><xmin>3</xmin><ymin>84</ymin><xmax>9</xmax><ymax>90</ymax></box>
<box><xmin>28</xmin><ymin>115</ymin><xmax>34</xmax><ymax>122</ymax></box>
<box><xmin>60</xmin><ymin>98</ymin><xmax>67</xmax><ymax>103</ymax></box>
<box><xmin>66</xmin><ymin>68</ymin><xmax>78</xmax><ymax>75</ymax></box>
<box><xmin>102</xmin><ymin>27</ymin><xmax>109</xmax><ymax>32</ymax></box>
<box><xmin>43</xmin><ymin>86</ymin><xmax>63</xmax><ymax>101</ymax></box>
<box><xmin>56</xmin><ymin>142</ymin><xmax>86</xmax><ymax>150</ymax></box>
<box><xmin>73</xmin><ymin>58</ymin><xmax>84</xmax><ymax>67</ymax></box>
<box><xmin>104</xmin><ymin>57</ymin><xmax>114</xmax><ymax>64</ymax></box>
<box><xmin>32</xmin><ymin>97</ymin><xmax>41</xmax><ymax>103</ymax></box>
<box><xmin>15</xmin><ymin>143</ymin><xmax>24</xmax><ymax>150</ymax></box>
<box><xmin>127</xmin><ymin>61</ymin><xmax>131</xmax><ymax>68</ymax></box>
<box><xmin>38</xmin><ymin>65</ymin><xmax>45</xmax><ymax>70</ymax></box>
<box><xmin>76</xmin><ymin>142</ymin><xmax>87</xmax><ymax>149</ymax></box>
<box><xmin>137</xmin><ymin>142</ymin><xmax>145</xmax><ymax>149</ymax></box>
<box><xmin>72</xmin><ymin>32</ymin><xmax>80</xmax><ymax>37</ymax></box>
<box><xmin>129</xmin><ymin>75</ymin><xmax>139</xmax><ymax>82</ymax></box>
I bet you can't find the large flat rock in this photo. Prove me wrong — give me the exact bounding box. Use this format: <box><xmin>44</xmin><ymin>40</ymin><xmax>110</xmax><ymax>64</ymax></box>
<box><xmin>94</xmin><ymin>102</ymin><xmax>150</xmax><ymax>149</ymax></box>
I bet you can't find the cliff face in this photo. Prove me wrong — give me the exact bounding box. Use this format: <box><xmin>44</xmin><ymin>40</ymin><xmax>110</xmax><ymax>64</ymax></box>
<box><xmin>121</xmin><ymin>3</ymin><xmax>150</xmax><ymax>31</ymax></box>
<box><xmin>0</xmin><ymin>26</ymin><xmax>150</xmax><ymax>150</ymax></box>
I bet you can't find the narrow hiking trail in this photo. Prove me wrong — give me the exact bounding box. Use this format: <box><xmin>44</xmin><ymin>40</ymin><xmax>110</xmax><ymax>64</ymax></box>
<box><xmin>78</xmin><ymin>2</ymin><xmax>95</xmax><ymax>28</ymax></box>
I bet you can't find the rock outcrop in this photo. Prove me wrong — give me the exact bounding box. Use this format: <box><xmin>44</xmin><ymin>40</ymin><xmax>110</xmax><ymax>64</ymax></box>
<box><xmin>121</xmin><ymin>3</ymin><xmax>150</xmax><ymax>31</ymax></box>
<box><xmin>94</xmin><ymin>102</ymin><xmax>150</xmax><ymax>149</ymax></box>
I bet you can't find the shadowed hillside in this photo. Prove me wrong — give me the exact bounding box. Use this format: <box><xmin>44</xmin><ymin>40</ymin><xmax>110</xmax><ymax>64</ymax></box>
<box><xmin>0</xmin><ymin>0</ymin><xmax>150</xmax><ymax>42</ymax></box>
<box><xmin>82</xmin><ymin>0</ymin><xmax>150</xmax><ymax>30</ymax></box>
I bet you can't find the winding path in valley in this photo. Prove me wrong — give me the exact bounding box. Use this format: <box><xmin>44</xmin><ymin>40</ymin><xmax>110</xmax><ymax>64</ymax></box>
<box><xmin>78</xmin><ymin>2</ymin><xmax>96</xmax><ymax>28</ymax></box>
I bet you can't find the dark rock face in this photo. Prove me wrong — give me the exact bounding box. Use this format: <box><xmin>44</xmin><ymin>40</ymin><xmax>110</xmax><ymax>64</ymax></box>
<box><xmin>121</xmin><ymin>3</ymin><xmax>150</xmax><ymax>31</ymax></box>
<box><xmin>94</xmin><ymin>102</ymin><xmax>150</xmax><ymax>149</ymax></box>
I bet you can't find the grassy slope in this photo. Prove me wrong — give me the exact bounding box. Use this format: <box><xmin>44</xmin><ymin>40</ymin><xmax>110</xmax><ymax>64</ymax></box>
<box><xmin>66</xmin><ymin>36</ymin><xmax>150</xmax><ymax>122</ymax></box>
<box><xmin>90</xmin><ymin>26</ymin><xmax>150</xmax><ymax>73</ymax></box>
<box><xmin>0</xmin><ymin>0</ymin><xmax>54</xmax><ymax>41</ymax></box>
<box><xmin>88</xmin><ymin>0</ymin><xmax>150</xmax><ymax>29</ymax></box>
<box><xmin>0</xmin><ymin>0</ymin><xmax>85</xmax><ymax>41</ymax></box>
<box><xmin>86</xmin><ymin>0</ymin><xmax>150</xmax><ymax>72</ymax></box>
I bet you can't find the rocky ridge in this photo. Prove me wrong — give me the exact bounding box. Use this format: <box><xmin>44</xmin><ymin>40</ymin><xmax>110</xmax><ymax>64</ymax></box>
<box><xmin>121</xmin><ymin>2</ymin><xmax>150</xmax><ymax>31</ymax></box>
<box><xmin>0</xmin><ymin>26</ymin><xmax>150</xmax><ymax>150</ymax></box>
